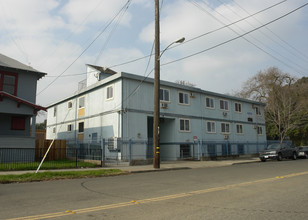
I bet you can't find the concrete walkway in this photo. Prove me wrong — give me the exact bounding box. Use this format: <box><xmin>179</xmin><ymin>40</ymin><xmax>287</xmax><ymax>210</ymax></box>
<box><xmin>0</xmin><ymin>158</ymin><xmax>260</xmax><ymax>175</ymax></box>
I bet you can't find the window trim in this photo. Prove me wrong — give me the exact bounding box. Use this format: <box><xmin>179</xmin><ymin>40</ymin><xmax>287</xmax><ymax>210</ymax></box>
<box><xmin>78</xmin><ymin>121</ymin><xmax>85</xmax><ymax>133</ymax></box>
<box><xmin>257</xmin><ymin>126</ymin><xmax>263</xmax><ymax>135</ymax></box>
<box><xmin>236</xmin><ymin>123</ymin><xmax>244</xmax><ymax>134</ymax></box>
<box><xmin>179</xmin><ymin>118</ymin><xmax>191</xmax><ymax>132</ymax></box>
<box><xmin>255</xmin><ymin>106</ymin><xmax>262</xmax><ymax>116</ymax></box>
<box><xmin>178</xmin><ymin>91</ymin><xmax>190</xmax><ymax>105</ymax></box>
<box><xmin>106</xmin><ymin>84</ymin><xmax>114</xmax><ymax>100</ymax></box>
<box><xmin>219</xmin><ymin>99</ymin><xmax>229</xmax><ymax>111</ymax></box>
<box><xmin>234</xmin><ymin>102</ymin><xmax>242</xmax><ymax>113</ymax></box>
<box><xmin>220</xmin><ymin>122</ymin><xmax>231</xmax><ymax>134</ymax></box>
<box><xmin>206</xmin><ymin>120</ymin><xmax>216</xmax><ymax>134</ymax></box>
<box><xmin>68</xmin><ymin>101</ymin><xmax>73</xmax><ymax>109</ymax></box>
<box><xmin>205</xmin><ymin>97</ymin><xmax>215</xmax><ymax>109</ymax></box>
<box><xmin>78</xmin><ymin>96</ymin><xmax>85</xmax><ymax>109</ymax></box>
<box><xmin>67</xmin><ymin>124</ymin><xmax>72</xmax><ymax>132</ymax></box>
<box><xmin>160</xmin><ymin>88</ymin><xmax>170</xmax><ymax>103</ymax></box>
<box><xmin>0</xmin><ymin>71</ymin><xmax>18</xmax><ymax>96</ymax></box>
<box><xmin>53</xmin><ymin>106</ymin><xmax>57</xmax><ymax>117</ymax></box>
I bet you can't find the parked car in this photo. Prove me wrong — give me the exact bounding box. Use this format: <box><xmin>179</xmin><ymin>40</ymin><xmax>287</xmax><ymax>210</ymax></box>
<box><xmin>297</xmin><ymin>146</ymin><xmax>308</xmax><ymax>159</ymax></box>
<box><xmin>259</xmin><ymin>143</ymin><xmax>297</xmax><ymax>162</ymax></box>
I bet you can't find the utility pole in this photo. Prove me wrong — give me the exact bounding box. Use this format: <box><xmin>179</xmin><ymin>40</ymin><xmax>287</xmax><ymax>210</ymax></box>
<box><xmin>153</xmin><ymin>0</ymin><xmax>160</xmax><ymax>168</ymax></box>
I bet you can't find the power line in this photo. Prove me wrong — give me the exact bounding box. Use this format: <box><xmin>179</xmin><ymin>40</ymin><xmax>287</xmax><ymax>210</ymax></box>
<box><xmin>187</xmin><ymin>0</ymin><xmax>307</xmax><ymax>74</ymax></box>
<box><xmin>162</xmin><ymin>2</ymin><xmax>308</xmax><ymax>75</ymax></box>
<box><xmin>37</xmin><ymin>0</ymin><xmax>132</xmax><ymax>96</ymax></box>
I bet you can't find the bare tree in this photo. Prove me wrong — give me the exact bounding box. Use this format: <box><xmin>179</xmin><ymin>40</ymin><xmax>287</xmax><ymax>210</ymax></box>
<box><xmin>237</xmin><ymin>67</ymin><xmax>302</xmax><ymax>143</ymax></box>
<box><xmin>175</xmin><ymin>80</ymin><xmax>196</xmax><ymax>87</ymax></box>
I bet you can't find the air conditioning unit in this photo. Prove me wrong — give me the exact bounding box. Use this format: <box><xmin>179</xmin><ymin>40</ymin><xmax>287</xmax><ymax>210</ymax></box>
<box><xmin>224</xmin><ymin>135</ymin><xmax>229</xmax><ymax>140</ymax></box>
<box><xmin>253</xmin><ymin>124</ymin><xmax>258</xmax><ymax>129</ymax></box>
<box><xmin>107</xmin><ymin>137</ymin><xmax>122</xmax><ymax>151</ymax></box>
<box><xmin>160</xmin><ymin>103</ymin><xmax>168</xmax><ymax>109</ymax></box>
<box><xmin>190</xmin><ymin>92</ymin><xmax>195</xmax><ymax>98</ymax></box>
<box><xmin>222</xmin><ymin>112</ymin><xmax>227</xmax><ymax>116</ymax></box>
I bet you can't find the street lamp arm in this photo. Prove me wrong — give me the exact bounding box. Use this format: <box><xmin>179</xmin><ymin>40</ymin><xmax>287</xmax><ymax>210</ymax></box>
<box><xmin>159</xmin><ymin>37</ymin><xmax>185</xmax><ymax>60</ymax></box>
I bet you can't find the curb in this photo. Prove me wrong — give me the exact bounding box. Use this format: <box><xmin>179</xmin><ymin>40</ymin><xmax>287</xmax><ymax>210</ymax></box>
<box><xmin>129</xmin><ymin>167</ymin><xmax>191</xmax><ymax>173</ymax></box>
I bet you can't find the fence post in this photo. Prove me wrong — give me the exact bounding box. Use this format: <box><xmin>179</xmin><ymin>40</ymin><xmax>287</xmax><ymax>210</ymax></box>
<box><xmin>129</xmin><ymin>139</ymin><xmax>132</xmax><ymax>163</ymax></box>
<box><xmin>101</xmin><ymin>138</ymin><xmax>105</xmax><ymax>167</ymax></box>
<box><xmin>75</xmin><ymin>147</ymin><xmax>78</xmax><ymax>168</ymax></box>
<box><xmin>198</xmin><ymin>140</ymin><xmax>201</xmax><ymax>161</ymax></box>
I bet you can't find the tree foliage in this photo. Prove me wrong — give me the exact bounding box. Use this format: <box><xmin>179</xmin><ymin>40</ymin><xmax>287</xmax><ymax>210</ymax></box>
<box><xmin>237</xmin><ymin>67</ymin><xmax>308</xmax><ymax>144</ymax></box>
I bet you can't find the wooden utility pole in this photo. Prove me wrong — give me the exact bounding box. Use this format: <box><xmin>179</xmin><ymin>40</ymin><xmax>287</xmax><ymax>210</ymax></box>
<box><xmin>153</xmin><ymin>0</ymin><xmax>160</xmax><ymax>168</ymax></box>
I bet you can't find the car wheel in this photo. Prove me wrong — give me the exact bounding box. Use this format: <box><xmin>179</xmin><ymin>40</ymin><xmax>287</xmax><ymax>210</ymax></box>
<box><xmin>260</xmin><ymin>158</ymin><xmax>266</xmax><ymax>162</ymax></box>
<box><xmin>292</xmin><ymin>152</ymin><xmax>297</xmax><ymax>160</ymax></box>
<box><xmin>277</xmin><ymin>153</ymin><xmax>282</xmax><ymax>161</ymax></box>
<box><xmin>305</xmin><ymin>153</ymin><xmax>308</xmax><ymax>159</ymax></box>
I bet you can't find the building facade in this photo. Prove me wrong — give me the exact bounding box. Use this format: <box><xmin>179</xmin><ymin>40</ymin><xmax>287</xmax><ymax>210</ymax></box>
<box><xmin>0</xmin><ymin>53</ymin><xmax>46</xmax><ymax>151</ymax></box>
<box><xmin>47</xmin><ymin>64</ymin><xmax>266</xmax><ymax>160</ymax></box>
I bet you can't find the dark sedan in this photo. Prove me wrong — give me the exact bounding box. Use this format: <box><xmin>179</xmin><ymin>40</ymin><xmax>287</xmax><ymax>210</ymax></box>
<box><xmin>297</xmin><ymin>146</ymin><xmax>308</xmax><ymax>159</ymax></box>
<box><xmin>259</xmin><ymin>143</ymin><xmax>297</xmax><ymax>162</ymax></box>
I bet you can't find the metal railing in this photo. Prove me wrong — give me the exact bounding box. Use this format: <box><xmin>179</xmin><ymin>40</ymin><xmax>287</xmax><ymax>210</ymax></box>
<box><xmin>1</xmin><ymin>139</ymin><xmax>283</xmax><ymax>171</ymax></box>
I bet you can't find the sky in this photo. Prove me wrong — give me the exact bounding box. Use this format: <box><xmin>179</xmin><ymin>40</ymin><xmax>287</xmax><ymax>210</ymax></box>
<box><xmin>0</xmin><ymin>0</ymin><xmax>307</xmax><ymax>122</ymax></box>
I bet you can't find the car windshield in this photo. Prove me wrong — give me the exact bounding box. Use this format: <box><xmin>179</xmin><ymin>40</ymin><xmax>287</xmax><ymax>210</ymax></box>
<box><xmin>299</xmin><ymin>146</ymin><xmax>308</xmax><ymax>151</ymax></box>
<box><xmin>266</xmin><ymin>144</ymin><xmax>281</xmax><ymax>150</ymax></box>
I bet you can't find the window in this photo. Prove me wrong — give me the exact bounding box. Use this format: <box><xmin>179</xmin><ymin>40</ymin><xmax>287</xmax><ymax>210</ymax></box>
<box><xmin>236</xmin><ymin>124</ymin><xmax>243</xmax><ymax>134</ymax></box>
<box><xmin>107</xmin><ymin>85</ymin><xmax>114</xmax><ymax>100</ymax></box>
<box><xmin>205</xmin><ymin>97</ymin><xmax>215</xmax><ymax>109</ymax></box>
<box><xmin>11</xmin><ymin>117</ymin><xmax>25</xmax><ymax>130</ymax></box>
<box><xmin>68</xmin><ymin>101</ymin><xmax>73</xmax><ymax>109</ymax></box>
<box><xmin>235</xmin><ymin>102</ymin><xmax>242</xmax><ymax>113</ymax></box>
<box><xmin>220</xmin><ymin>100</ymin><xmax>229</xmax><ymax>111</ymax></box>
<box><xmin>53</xmin><ymin>106</ymin><xmax>57</xmax><ymax>117</ymax></box>
<box><xmin>79</xmin><ymin>97</ymin><xmax>85</xmax><ymax>108</ymax></box>
<box><xmin>257</xmin><ymin>126</ymin><xmax>263</xmax><ymax>135</ymax></box>
<box><xmin>160</xmin><ymin>88</ymin><xmax>170</xmax><ymax>102</ymax></box>
<box><xmin>179</xmin><ymin>119</ymin><xmax>190</xmax><ymax>132</ymax></box>
<box><xmin>179</xmin><ymin>92</ymin><xmax>189</xmax><ymax>105</ymax></box>
<box><xmin>221</xmin><ymin>122</ymin><xmax>230</xmax><ymax>134</ymax></box>
<box><xmin>67</xmin><ymin>124</ymin><xmax>72</xmax><ymax>132</ymax></box>
<box><xmin>0</xmin><ymin>72</ymin><xmax>18</xmax><ymax>95</ymax></box>
<box><xmin>206</xmin><ymin>121</ymin><xmax>216</xmax><ymax>133</ymax></box>
<box><xmin>53</xmin><ymin>127</ymin><xmax>56</xmax><ymax>133</ymax></box>
<box><xmin>255</xmin><ymin>106</ymin><xmax>261</xmax><ymax>115</ymax></box>
<box><xmin>78</xmin><ymin>122</ymin><xmax>84</xmax><ymax>133</ymax></box>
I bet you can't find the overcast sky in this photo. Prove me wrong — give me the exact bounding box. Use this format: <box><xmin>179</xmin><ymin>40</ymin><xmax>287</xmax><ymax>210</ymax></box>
<box><xmin>0</xmin><ymin>0</ymin><xmax>307</xmax><ymax>122</ymax></box>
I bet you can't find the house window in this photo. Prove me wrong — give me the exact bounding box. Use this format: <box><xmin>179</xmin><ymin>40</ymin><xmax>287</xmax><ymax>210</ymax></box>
<box><xmin>107</xmin><ymin>85</ymin><xmax>114</xmax><ymax>100</ymax></box>
<box><xmin>53</xmin><ymin>106</ymin><xmax>57</xmax><ymax>117</ymax></box>
<box><xmin>160</xmin><ymin>88</ymin><xmax>170</xmax><ymax>102</ymax></box>
<box><xmin>79</xmin><ymin>97</ymin><xmax>85</xmax><ymax>108</ymax></box>
<box><xmin>67</xmin><ymin>124</ymin><xmax>72</xmax><ymax>132</ymax></box>
<box><xmin>0</xmin><ymin>72</ymin><xmax>18</xmax><ymax>95</ymax></box>
<box><xmin>220</xmin><ymin>100</ymin><xmax>229</xmax><ymax>111</ymax></box>
<box><xmin>235</xmin><ymin>103</ymin><xmax>242</xmax><ymax>113</ymax></box>
<box><xmin>205</xmin><ymin>97</ymin><xmax>215</xmax><ymax>109</ymax></box>
<box><xmin>78</xmin><ymin>122</ymin><xmax>84</xmax><ymax>133</ymax></box>
<box><xmin>255</xmin><ymin>106</ymin><xmax>261</xmax><ymax>115</ymax></box>
<box><xmin>11</xmin><ymin>117</ymin><xmax>25</xmax><ymax>130</ymax></box>
<box><xmin>206</xmin><ymin>121</ymin><xmax>216</xmax><ymax>133</ymax></box>
<box><xmin>179</xmin><ymin>92</ymin><xmax>189</xmax><ymax>105</ymax></box>
<box><xmin>179</xmin><ymin>119</ymin><xmax>190</xmax><ymax>132</ymax></box>
<box><xmin>257</xmin><ymin>126</ymin><xmax>263</xmax><ymax>135</ymax></box>
<box><xmin>221</xmin><ymin>122</ymin><xmax>230</xmax><ymax>134</ymax></box>
<box><xmin>236</xmin><ymin>124</ymin><xmax>243</xmax><ymax>134</ymax></box>
<box><xmin>68</xmin><ymin>101</ymin><xmax>73</xmax><ymax>109</ymax></box>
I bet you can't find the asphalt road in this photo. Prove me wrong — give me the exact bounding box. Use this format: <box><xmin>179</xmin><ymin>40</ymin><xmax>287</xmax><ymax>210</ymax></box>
<box><xmin>1</xmin><ymin>159</ymin><xmax>308</xmax><ymax>220</ymax></box>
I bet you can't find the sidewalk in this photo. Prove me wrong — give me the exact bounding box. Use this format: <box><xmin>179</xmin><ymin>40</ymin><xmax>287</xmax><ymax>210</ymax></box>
<box><xmin>0</xmin><ymin>157</ymin><xmax>260</xmax><ymax>175</ymax></box>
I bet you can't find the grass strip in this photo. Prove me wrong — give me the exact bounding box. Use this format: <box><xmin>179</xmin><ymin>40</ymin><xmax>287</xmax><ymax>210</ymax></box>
<box><xmin>0</xmin><ymin>169</ymin><xmax>126</xmax><ymax>184</ymax></box>
<box><xmin>0</xmin><ymin>159</ymin><xmax>98</xmax><ymax>171</ymax></box>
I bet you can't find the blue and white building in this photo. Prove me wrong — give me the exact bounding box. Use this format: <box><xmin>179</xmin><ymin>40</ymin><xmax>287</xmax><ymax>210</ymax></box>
<box><xmin>46</xmin><ymin>64</ymin><xmax>266</xmax><ymax>160</ymax></box>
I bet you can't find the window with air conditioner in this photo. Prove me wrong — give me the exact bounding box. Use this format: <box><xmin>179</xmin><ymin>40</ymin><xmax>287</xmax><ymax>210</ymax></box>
<box><xmin>219</xmin><ymin>100</ymin><xmax>229</xmax><ymax>111</ymax></box>
<box><xmin>221</xmin><ymin>122</ymin><xmax>230</xmax><ymax>134</ymax></box>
